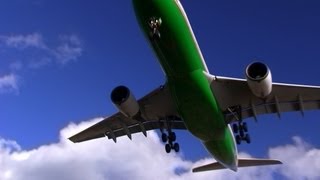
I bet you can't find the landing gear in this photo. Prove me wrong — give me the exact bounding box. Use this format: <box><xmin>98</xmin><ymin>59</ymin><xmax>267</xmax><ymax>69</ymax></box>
<box><xmin>162</xmin><ymin>131</ymin><xmax>180</xmax><ymax>153</ymax></box>
<box><xmin>148</xmin><ymin>17</ymin><xmax>162</xmax><ymax>40</ymax></box>
<box><xmin>232</xmin><ymin>123</ymin><xmax>239</xmax><ymax>134</ymax></box>
<box><xmin>165</xmin><ymin>143</ymin><xmax>171</xmax><ymax>153</ymax></box>
<box><xmin>161</xmin><ymin>133</ymin><xmax>168</xmax><ymax>143</ymax></box>
<box><xmin>236</xmin><ymin>135</ymin><xmax>241</xmax><ymax>145</ymax></box>
<box><xmin>229</xmin><ymin>105</ymin><xmax>251</xmax><ymax>145</ymax></box>
<box><xmin>173</xmin><ymin>142</ymin><xmax>180</xmax><ymax>152</ymax></box>
<box><xmin>160</xmin><ymin>116</ymin><xmax>180</xmax><ymax>153</ymax></box>
<box><xmin>242</xmin><ymin>122</ymin><xmax>248</xmax><ymax>132</ymax></box>
<box><xmin>244</xmin><ymin>134</ymin><xmax>251</xmax><ymax>144</ymax></box>
<box><xmin>169</xmin><ymin>132</ymin><xmax>176</xmax><ymax>142</ymax></box>
<box><xmin>234</xmin><ymin>123</ymin><xmax>251</xmax><ymax>145</ymax></box>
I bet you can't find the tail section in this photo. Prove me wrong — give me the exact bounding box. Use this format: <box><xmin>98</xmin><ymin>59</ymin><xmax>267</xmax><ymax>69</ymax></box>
<box><xmin>192</xmin><ymin>158</ymin><xmax>282</xmax><ymax>173</ymax></box>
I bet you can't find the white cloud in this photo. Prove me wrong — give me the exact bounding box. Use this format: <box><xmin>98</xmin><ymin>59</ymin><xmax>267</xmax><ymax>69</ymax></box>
<box><xmin>0</xmin><ymin>33</ymin><xmax>83</xmax><ymax>69</ymax></box>
<box><xmin>0</xmin><ymin>118</ymin><xmax>319</xmax><ymax>180</ymax></box>
<box><xmin>0</xmin><ymin>33</ymin><xmax>83</xmax><ymax>94</ymax></box>
<box><xmin>0</xmin><ymin>138</ymin><xmax>21</xmax><ymax>153</ymax></box>
<box><xmin>1</xmin><ymin>33</ymin><xmax>46</xmax><ymax>50</ymax></box>
<box><xmin>269</xmin><ymin>136</ymin><xmax>320</xmax><ymax>179</ymax></box>
<box><xmin>0</xmin><ymin>74</ymin><xmax>18</xmax><ymax>94</ymax></box>
<box><xmin>54</xmin><ymin>35</ymin><xmax>83</xmax><ymax>65</ymax></box>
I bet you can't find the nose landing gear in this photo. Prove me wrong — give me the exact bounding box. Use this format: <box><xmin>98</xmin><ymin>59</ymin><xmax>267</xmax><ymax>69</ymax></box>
<box><xmin>148</xmin><ymin>17</ymin><xmax>162</xmax><ymax>40</ymax></box>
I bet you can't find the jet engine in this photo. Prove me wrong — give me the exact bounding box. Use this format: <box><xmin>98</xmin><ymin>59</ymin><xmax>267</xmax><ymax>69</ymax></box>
<box><xmin>110</xmin><ymin>85</ymin><xmax>140</xmax><ymax>117</ymax></box>
<box><xmin>245</xmin><ymin>62</ymin><xmax>272</xmax><ymax>98</ymax></box>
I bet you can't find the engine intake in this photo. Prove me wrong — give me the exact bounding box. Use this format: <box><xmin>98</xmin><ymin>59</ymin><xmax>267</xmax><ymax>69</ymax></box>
<box><xmin>110</xmin><ymin>86</ymin><xmax>140</xmax><ymax>117</ymax></box>
<box><xmin>245</xmin><ymin>62</ymin><xmax>272</xmax><ymax>98</ymax></box>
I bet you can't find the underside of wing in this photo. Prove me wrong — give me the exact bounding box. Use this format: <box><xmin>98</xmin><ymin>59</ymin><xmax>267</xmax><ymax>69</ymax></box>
<box><xmin>69</xmin><ymin>85</ymin><xmax>186</xmax><ymax>143</ymax></box>
<box><xmin>211</xmin><ymin>76</ymin><xmax>320</xmax><ymax>123</ymax></box>
<box><xmin>69</xmin><ymin>113</ymin><xmax>185</xmax><ymax>143</ymax></box>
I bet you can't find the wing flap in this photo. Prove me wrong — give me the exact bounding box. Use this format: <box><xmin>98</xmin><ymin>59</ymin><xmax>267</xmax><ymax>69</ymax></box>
<box><xmin>192</xmin><ymin>158</ymin><xmax>282</xmax><ymax>173</ymax></box>
<box><xmin>69</xmin><ymin>115</ymin><xmax>186</xmax><ymax>143</ymax></box>
<box><xmin>69</xmin><ymin>85</ymin><xmax>185</xmax><ymax>143</ymax></box>
<box><xmin>211</xmin><ymin>76</ymin><xmax>320</xmax><ymax>123</ymax></box>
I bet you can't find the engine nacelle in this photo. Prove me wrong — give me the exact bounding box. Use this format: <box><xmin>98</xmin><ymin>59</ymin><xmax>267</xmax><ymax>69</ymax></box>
<box><xmin>110</xmin><ymin>86</ymin><xmax>140</xmax><ymax>117</ymax></box>
<box><xmin>245</xmin><ymin>62</ymin><xmax>272</xmax><ymax>98</ymax></box>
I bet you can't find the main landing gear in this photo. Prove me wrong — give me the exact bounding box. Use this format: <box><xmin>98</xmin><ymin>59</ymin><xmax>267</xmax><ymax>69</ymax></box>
<box><xmin>162</xmin><ymin>131</ymin><xmax>179</xmax><ymax>153</ymax></box>
<box><xmin>148</xmin><ymin>17</ymin><xmax>162</xmax><ymax>40</ymax></box>
<box><xmin>233</xmin><ymin>122</ymin><xmax>251</xmax><ymax>145</ymax></box>
<box><xmin>229</xmin><ymin>105</ymin><xmax>251</xmax><ymax>145</ymax></box>
<box><xmin>160</xmin><ymin>116</ymin><xmax>180</xmax><ymax>153</ymax></box>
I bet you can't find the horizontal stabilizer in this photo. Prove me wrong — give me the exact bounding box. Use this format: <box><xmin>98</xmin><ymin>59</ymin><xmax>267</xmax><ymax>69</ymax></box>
<box><xmin>192</xmin><ymin>158</ymin><xmax>282</xmax><ymax>173</ymax></box>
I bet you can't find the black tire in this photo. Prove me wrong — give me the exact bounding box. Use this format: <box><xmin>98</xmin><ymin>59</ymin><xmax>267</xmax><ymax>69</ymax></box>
<box><xmin>173</xmin><ymin>143</ymin><xmax>180</xmax><ymax>152</ymax></box>
<box><xmin>165</xmin><ymin>144</ymin><xmax>171</xmax><ymax>153</ymax></box>
<box><xmin>232</xmin><ymin>124</ymin><xmax>238</xmax><ymax>134</ymax></box>
<box><xmin>161</xmin><ymin>133</ymin><xmax>168</xmax><ymax>143</ymax></box>
<box><xmin>236</xmin><ymin>135</ymin><xmax>241</xmax><ymax>145</ymax></box>
<box><xmin>242</xmin><ymin>122</ymin><xmax>248</xmax><ymax>132</ymax></box>
<box><xmin>245</xmin><ymin>134</ymin><xmax>251</xmax><ymax>144</ymax></box>
<box><xmin>169</xmin><ymin>132</ymin><xmax>176</xmax><ymax>142</ymax></box>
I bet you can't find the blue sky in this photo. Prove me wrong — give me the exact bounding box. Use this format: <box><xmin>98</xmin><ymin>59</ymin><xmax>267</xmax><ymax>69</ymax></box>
<box><xmin>0</xmin><ymin>0</ymin><xmax>320</xmax><ymax>179</ymax></box>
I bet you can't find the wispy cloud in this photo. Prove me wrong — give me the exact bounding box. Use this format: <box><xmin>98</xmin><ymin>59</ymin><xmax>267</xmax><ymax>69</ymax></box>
<box><xmin>0</xmin><ymin>33</ymin><xmax>83</xmax><ymax>68</ymax></box>
<box><xmin>1</xmin><ymin>33</ymin><xmax>46</xmax><ymax>50</ymax></box>
<box><xmin>0</xmin><ymin>74</ymin><xmax>18</xmax><ymax>94</ymax></box>
<box><xmin>0</xmin><ymin>33</ymin><xmax>83</xmax><ymax>94</ymax></box>
<box><xmin>54</xmin><ymin>35</ymin><xmax>83</xmax><ymax>65</ymax></box>
<box><xmin>0</xmin><ymin>118</ymin><xmax>319</xmax><ymax>180</ymax></box>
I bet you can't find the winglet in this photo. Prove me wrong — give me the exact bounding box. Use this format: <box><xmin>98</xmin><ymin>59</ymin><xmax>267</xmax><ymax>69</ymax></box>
<box><xmin>193</xmin><ymin>158</ymin><xmax>282</xmax><ymax>173</ymax></box>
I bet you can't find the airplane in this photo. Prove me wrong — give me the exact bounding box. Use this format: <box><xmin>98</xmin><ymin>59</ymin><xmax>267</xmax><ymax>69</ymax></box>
<box><xmin>69</xmin><ymin>0</ymin><xmax>320</xmax><ymax>172</ymax></box>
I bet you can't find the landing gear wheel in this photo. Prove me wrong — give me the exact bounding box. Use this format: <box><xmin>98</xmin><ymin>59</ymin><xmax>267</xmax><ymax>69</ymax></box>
<box><xmin>245</xmin><ymin>134</ymin><xmax>251</xmax><ymax>144</ymax></box>
<box><xmin>161</xmin><ymin>133</ymin><xmax>168</xmax><ymax>143</ymax></box>
<box><xmin>236</xmin><ymin>135</ymin><xmax>241</xmax><ymax>145</ymax></box>
<box><xmin>173</xmin><ymin>143</ymin><xmax>180</xmax><ymax>152</ymax></box>
<box><xmin>232</xmin><ymin>124</ymin><xmax>238</xmax><ymax>134</ymax></box>
<box><xmin>165</xmin><ymin>144</ymin><xmax>171</xmax><ymax>153</ymax></box>
<box><xmin>242</xmin><ymin>122</ymin><xmax>248</xmax><ymax>132</ymax></box>
<box><xmin>169</xmin><ymin>132</ymin><xmax>176</xmax><ymax>142</ymax></box>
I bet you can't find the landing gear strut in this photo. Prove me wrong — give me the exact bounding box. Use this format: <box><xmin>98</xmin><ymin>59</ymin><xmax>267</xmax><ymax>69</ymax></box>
<box><xmin>229</xmin><ymin>105</ymin><xmax>251</xmax><ymax>145</ymax></box>
<box><xmin>160</xmin><ymin>117</ymin><xmax>180</xmax><ymax>153</ymax></box>
<box><xmin>148</xmin><ymin>17</ymin><xmax>162</xmax><ymax>40</ymax></box>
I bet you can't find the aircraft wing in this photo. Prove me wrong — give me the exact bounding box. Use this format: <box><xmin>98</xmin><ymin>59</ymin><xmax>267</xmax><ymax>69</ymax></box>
<box><xmin>211</xmin><ymin>76</ymin><xmax>320</xmax><ymax>123</ymax></box>
<box><xmin>69</xmin><ymin>85</ymin><xmax>185</xmax><ymax>143</ymax></box>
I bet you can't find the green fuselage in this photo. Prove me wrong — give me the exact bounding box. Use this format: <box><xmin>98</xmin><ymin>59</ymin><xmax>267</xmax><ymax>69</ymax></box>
<box><xmin>133</xmin><ymin>0</ymin><xmax>237</xmax><ymax>170</ymax></box>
